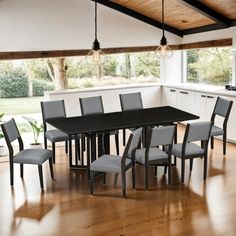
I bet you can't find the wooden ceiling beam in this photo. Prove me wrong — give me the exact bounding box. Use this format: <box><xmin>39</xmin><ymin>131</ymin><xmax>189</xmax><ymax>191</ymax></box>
<box><xmin>91</xmin><ymin>0</ymin><xmax>183</xmax><ymax>37</ymax></box>
<box><xmin>180</xmin><ymin>0</ymin><xmax>231</xmax><ymax>27</ymax></box>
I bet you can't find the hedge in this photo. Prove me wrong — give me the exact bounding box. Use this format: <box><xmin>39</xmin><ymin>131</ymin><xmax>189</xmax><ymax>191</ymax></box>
<box><xmin>32</xmin><ymin>79</ymin><xmax>54</xmax><ymax>96</ymax></box>
<box><xmin>0</xmin><ymin>70</ymin><xmax>29</xmax><ymax>98</ymax></box>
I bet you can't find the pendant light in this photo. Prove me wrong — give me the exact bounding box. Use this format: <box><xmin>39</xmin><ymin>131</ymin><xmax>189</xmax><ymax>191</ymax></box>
<box><xmin>155</xmin><ymin>0</ymin><xmax>173</xmax><ymax>59</ymax></box>
<box><xmin>87</xmin><ymin>0</ymin><xmax>107</xmax><ymax>65</ymax></box>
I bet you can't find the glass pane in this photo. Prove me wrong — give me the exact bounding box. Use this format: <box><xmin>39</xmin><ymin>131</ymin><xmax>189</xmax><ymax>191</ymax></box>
<box><xmin>187</xmin><ymin>47</ymin><xmax>233</xmax><ymax>85</ymax></box>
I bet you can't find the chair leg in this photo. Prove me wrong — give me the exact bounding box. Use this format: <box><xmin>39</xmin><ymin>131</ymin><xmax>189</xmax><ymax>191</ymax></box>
<box><xmin>38</xmin><ymin>165</ymin><xmax>44</xmax><ymax>189</ymax></box>
<box><xmin>190</xmin><ymin>158</ymin><xmax>193</xmax><ymax>172</ymax></box>
<box><xmin>154</xmin><ymin>166</ymin><xmax>158</xmax><ymax>176</ymax></box>
<box><xmin>82</xmin><ymin>135</ymin><xmax>86</xmax><ymax>151</ymax></box>
<box><xmin>90</xmin><ymin>171</ymin><xmax>94</xmax><ymax>194</ymax></box>
<box><xmin>115</xmin><ymin>133</ymin><xmax>119</xmax><ymax>155</ymax></box>
<box><xmin>10</xmin><ymin>162</ymin><xmax>14</xmax><ymax>186</ymax></box>
<box><xmin>132</xmin><ymin>161</ymin><xmax>136</xmax><ymax>189</ymax></box>
<box><xmin>123</xmin><ymin>129</ymin><xmax>126</xmax><ymax>146</ymax></box>
<box><xmin>65</xmin><ymin>140</ymin><xmax>68</xmax><ymax>154</ymax></box>
<box><xmin>44</xmin><ymin>137</ymin><xmax>47</xmax><ymax>149</ymax></box>
<box><xmin>164</xmin><ymin>164</ymin><xmax>168</xmax><ymax>174</ymax></box>
<box><xmin>77</xmin><ymin>137</ymin><xmax>81</xmax><ymax>161</ymax></box>
<box><xmin>181</xmin><ymin>159</ymin><xmax>185</xmax><ymax>184</ymax></box>
<box><xmin>49</xmin><ymin>157</ymin><xmax>54</xmax><ymax>179</ymax></box>
<box><xmin>52</xmin><ymin>142</ymin><xmax>56</xmax><ymax>164</ymax></box>
<box><xmin>20</xmin><ymin>164</ymin><xmax>23</xmax><ymax>178</ymax></box>
<box><xmin>122</xmin><ymin>170</ymin><xmax>126</xmax><ymax>198</ymax></box>
<box><xmin>211</xmin><ymin>137</ymin><xmax>214</xmax><ymax>149</ymax></box>
<box><xmin>145</xmin><ymin>164</ymin><xmax>149</xmax><ymax>189</ymax></box>
<box><xmin>204</xmin><ymin>155</ymin><xmax>208</xmax><ymax>180</ymax></box>
<box><xmin>103</xmin><ymin>173</ymin><xmax>106</xmax><ymax>184</ymax></box>
<box><xmin>223</xmin><ymin>133</ymin><xmax>227</xmax><ymax>155</ymax></box>
<box><xmin>168</xmin><ymin>160</ymin><xmax>172</xmax><ymax>185</ymax></box>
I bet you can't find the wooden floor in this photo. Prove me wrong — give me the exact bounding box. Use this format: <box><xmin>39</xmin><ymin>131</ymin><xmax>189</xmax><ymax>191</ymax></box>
<box><xmin>1</xmin><ymin>126</ymin><xmax>236</xmax><ymax>236</ymax></box>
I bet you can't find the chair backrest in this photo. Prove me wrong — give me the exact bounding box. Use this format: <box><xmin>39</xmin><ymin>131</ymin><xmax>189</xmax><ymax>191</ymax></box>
<box><xmin>119</xmin><ymin>92</ymin><xmax>143</xmax><ymax>111</ymax></box>
<box><xmin>149</xmin><ymin>125</ymin><xmax>175</xmax><ymax>147</ymax></box>
<box><xmin>211</xmin><ymin>96</ymin><xmax>233</xmax><ymax>120</ymax></box>
<box><xmin>123</xmin><ymin>127</ymin><xmax>143</xmax><ymax>159</ymax></box>
<box><xmin>41</xmin><ymin>100</ymin><xmax>66</xmax><ymax>131</ymax></box>
<box><xmin>79</xmin><ymin>96</ymin><xmax>104</xmax><ymax>116</ymax></box>
<box><xmin>184</xmin><ymin>121</ymin><xmax>212</xmax><ymax>143</ymax></box>
<box><xmin>1</xmin><ymin>118</ymin><xmax>23</xmax><ymax>157</ymax></box>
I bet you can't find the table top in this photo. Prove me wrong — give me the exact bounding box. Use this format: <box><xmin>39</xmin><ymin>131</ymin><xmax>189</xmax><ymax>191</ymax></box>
<box><xmin>47</xmin><ymin>106</ymin><xmax>199</xmax><ymax>135</ymax></box>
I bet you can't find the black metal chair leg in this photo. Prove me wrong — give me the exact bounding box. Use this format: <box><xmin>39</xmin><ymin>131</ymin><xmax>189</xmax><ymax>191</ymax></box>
<box><xmin>65</xmin><ymin>140</ymin><xmax>68</xmax><ymax>154</ymax></box>
<box><xmin>77</xmin><ymin>137</ymin><xmax>81</xmax><ymax>161</ymax></box>
<box><xmin>154</xmin><ymin>166</ymin><xmax>158</xmax><ymax>176</ymax></box>
<box><xmin>20</xmin><ymin>164</ymin><xmax>23</xmax><ymax>178</ymax></box>
<box><xmin>115</xmin><ymin>133</ymin><xmax>119</xmax><ymax>155</ymax></box>
<box><xmin>168</xmin><ymin>159</ymin><xmax>171</xmax><ymax>185</ymax></box>
<box><xmin>190</xmin><ymin>158</ymin><xmax>193</xmax><ymax>172</ymax></box>
<box><xmin>204</xmin><ymin>155</ymin><xmax>208</xmax><ymax>180</ymax></box>
<box><xmin>223</xmin><ymin>133</ymin><xmax>227</xmax><ymax>155</ymax></box>
<box><xmin>122</xmin><ymin>171</ymin><xmax>126</xmax><ymax>198</ymax></box>
<box><xmin>52</xmin><ymin>142</ymin><xmax>56</xmax><ymax>164</ymax></box>
<box><xmin>164</xmin><ymin>164</ymin><xmax>168</xmax><ymax>174</ymax></box>
<box><xmin>10</xmin><ymin>162</ymin><xmax>14</xmax><ymax>186</ymax></box>
<box><xmin>49</xmin><ymin>157</ymin><xmax>54</xmax><ymax>179</ymax></box>
<box><xmin>145</xmin><ymin>165</ymin><xmax>149</xmax><ymax>189</ymax></box>
<box><xmin>90</xmin><ymin>171</ymin><xmax>94</xmax><ymax>194</ymax></box>
<box><xmin>181</xmin><ymin>159</ymin><xmax>185</xmax><ymax>184</ymax></box>
<box><xmin>38</xmin><ymin>165</ymin><xmax>44</xmax><ymax>189</ymax></box>
<box><xmin>103</xmin><ymin>173</ymin><xmax>106</xmax><ymax>184</ymax></box>
<box><xmin>211</xmin><ymin>137</ymin><xmax>214</xmax><ymax>149</ymax></box>
<box><xmin>44</xmin><ymin>137</ymin><xmax>48</xmax><ymax>149</ymax></box>
<box><xmin>123</xmin><ymin>129</ymin><xmax>126</xmax><ymax>146</ymax></box>
<box><xmin>132</xmin><ymin>161</ymin><xmax>136</xmax><ymax>189</ymax></box>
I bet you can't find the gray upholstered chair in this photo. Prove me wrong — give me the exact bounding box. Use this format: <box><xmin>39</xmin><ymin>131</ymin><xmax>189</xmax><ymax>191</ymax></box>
<box><xmin>210</xmin><ymin>97</ymin><xmax>233</xmax><ymax>155</ymax></box>
<box><xmin>79</xmin><ymin>96</ymin><xmax>119</xmax><ymax>155</ymax></box>
<box><xmin>119</xmin><ymin>92</ymin><xmax>143</xmax><ymax>145</ymax></box>
<box><xmin>1</xmin><ymin>119</ymin><xmax>54</xmax><ymax>189</ymax></box>
<box><xmin>135</xmin><ymin>125</ymin><xmax>176</xmax><ymax>189</ymax></box>
<box><xmin>172</xmin><ymin>121</ymin><xmax>212</xmax><ymax>183</ymax></box>
<box><xmin>90</xmin><ymin>127</ymin><xmax>143</xmax><ymax>197</ymax></box>
<box><xmin>41</xmin><ymin>100</ymin><xmax>71</xmax><ymax>164</ymax></box>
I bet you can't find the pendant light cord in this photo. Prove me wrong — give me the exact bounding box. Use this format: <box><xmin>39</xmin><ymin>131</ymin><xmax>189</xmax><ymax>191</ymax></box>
<box><xmin>95</xmin><ymin>1</ymin><xmax>97</xmax><ymax>40</ymax></box>
<box><xmin>162</xmin><ymin>0</ymin><xmax>165</xmax><ymax>36</ymax></box>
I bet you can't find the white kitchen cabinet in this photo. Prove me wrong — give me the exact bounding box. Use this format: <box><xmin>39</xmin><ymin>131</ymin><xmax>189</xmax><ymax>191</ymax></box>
<box><xmin>177</xmin><ymin>89</ymin><xmax>196</xmax><ymax>115</ymax></box>
<box><xmin>195</xmin><ymin>93</ymin><xmax>217</xmax><ymax>121</ymax></box>
<box><xmin>162</xmin><ymin>87</ymin><xmax>177</xmax><ymax>107</ymax></box>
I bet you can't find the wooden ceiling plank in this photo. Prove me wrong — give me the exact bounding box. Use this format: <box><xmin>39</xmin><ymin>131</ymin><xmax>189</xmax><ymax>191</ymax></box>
<box><xmin>91</xmin><ymin>0</ymin><xmax>183</xmax><ymax>37</ymax></box>
<box><xmin>180</xmin><ymin>0</ymin><xmax>231</xmax><ymax>27</ymax></box>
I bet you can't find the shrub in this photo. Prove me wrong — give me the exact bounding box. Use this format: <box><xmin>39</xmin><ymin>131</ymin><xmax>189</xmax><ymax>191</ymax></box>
<box><xmin>32</xmin><ymin>79</ymin><xmax>54</xmax><ymax>96</ymax></box>
<box><xmin>0</xmin><ymin>69</ymin><xmax>29</xmax><ymax>98</ymax></box>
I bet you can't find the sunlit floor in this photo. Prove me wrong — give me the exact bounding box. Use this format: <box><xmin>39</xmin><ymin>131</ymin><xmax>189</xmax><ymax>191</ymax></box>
<box><xmin>0</xmin><ymin>126</ymin><xmax>236</xmax><ymax>236</ymax></box>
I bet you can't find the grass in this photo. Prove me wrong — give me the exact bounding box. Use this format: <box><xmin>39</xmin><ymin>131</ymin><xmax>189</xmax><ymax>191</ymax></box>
<box><xmin>0</xmin><ymin>96</ymin><xmax>43</xmax><ymax>115</ymax></box>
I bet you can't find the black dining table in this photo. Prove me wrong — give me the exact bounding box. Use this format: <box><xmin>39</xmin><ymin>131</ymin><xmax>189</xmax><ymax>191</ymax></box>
<box><xmin>47</xmin><ymin>106</ymin><xmax>199</xmax><ymax>171</ymax></box>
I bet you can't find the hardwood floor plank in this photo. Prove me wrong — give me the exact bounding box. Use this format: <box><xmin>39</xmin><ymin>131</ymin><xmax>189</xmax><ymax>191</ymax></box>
<box><xmin>0</xmin><ymin>126</ymin><xmax>236</xmax><ymax>235</ymax></box>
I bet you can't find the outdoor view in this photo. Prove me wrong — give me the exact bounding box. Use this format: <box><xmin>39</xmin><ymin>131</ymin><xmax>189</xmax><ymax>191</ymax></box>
<box><xmin>0</xmin><ymin>52</ymin><xmax>160</xmax><ymax>147</ymax></box>
<box><xmin>187</xmin><ymin>47</ymin><xmax>233</xmax><ymax>85</ymax></box>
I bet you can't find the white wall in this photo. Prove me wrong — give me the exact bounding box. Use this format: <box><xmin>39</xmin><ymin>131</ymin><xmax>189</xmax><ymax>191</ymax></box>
<box><xmin>0</xmin><ymin>0</ymin><xmax>181</xmax><ymax>51</ymax></box>
<box><xmin>181</xmin><ymin>27</ymin><xmax>236</xmax><ymax>44</ymax></box>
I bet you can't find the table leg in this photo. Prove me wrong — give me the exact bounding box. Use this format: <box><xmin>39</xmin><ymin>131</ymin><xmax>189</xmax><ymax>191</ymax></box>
<box><xmin>69</xmin><ymin>135</ymin><xmax>72</xmax><ymax>167</ymax></box>
<box><xmin>91</xmin><ymin>134</ymin><xmax>96</xmax><ymax>162</ymax></box>
<box><xmin>98</xmin><ymin>133</ymin><xmax>103</xmax><ymax>157</ymax></box>
<box><xmin>86</xmin><ymin>135</ymin><xmax>91</xmax><ymax>180</ymax></box>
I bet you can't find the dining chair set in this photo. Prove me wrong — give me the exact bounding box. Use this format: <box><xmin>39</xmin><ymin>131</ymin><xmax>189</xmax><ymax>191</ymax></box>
<box><xmin>0</xmin><ymin>92</ymin><xmax>233</xmax><ymax>198</ymax></box>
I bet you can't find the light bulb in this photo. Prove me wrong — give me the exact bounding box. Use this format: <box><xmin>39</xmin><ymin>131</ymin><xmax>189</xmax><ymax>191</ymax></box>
<box><xmin>92</xmin><ymin>50</ymin><xmax>101</xmax><ymax>65</ymax></box>
<box><xmin>155</xmin><ymin>44</ymin><xmax>173</xmax><ymax>59</ymax></box>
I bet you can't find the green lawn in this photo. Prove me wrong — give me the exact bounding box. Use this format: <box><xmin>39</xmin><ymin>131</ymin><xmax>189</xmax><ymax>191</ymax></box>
<box><xmin>0</xmin><ymin>96</ymin><xmax>43</xmax><ymax>115</ymax></box>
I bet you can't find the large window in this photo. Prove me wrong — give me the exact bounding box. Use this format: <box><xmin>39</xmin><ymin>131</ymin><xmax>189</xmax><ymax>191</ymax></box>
<box><xmin>186</xmin><ymin>47</ymin><xmax>233</xmax><ymax>85</ymax></box>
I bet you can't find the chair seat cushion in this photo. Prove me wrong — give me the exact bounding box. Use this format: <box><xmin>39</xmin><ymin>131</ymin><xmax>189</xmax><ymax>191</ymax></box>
<box><xmin>172</xmin><ymin>143</ymin><xmax>204</xmax><ymax>157</ymax></box>
<box><xmin>135</xmin><ymin>147</ymin><xmax>168</xmax><ymax>165</ymax></box>
<box><xmin>90</xmin><ymin>155</ymin><xmax>131</xmax><ymax>173</ymax></box>
<box><xmin>211</xmin><ymin>125</ymin><xmax>224</xmax><ymax>137</ymax></box>
<box><xmin>46</xmin><ymin>129</ymin><xmax>69</xmax><ymax>142</ymax></box>
<box><xmin>13</xmin><ymin>149</ymin><xmax>53</xmax><ymax>165</ymax></box>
